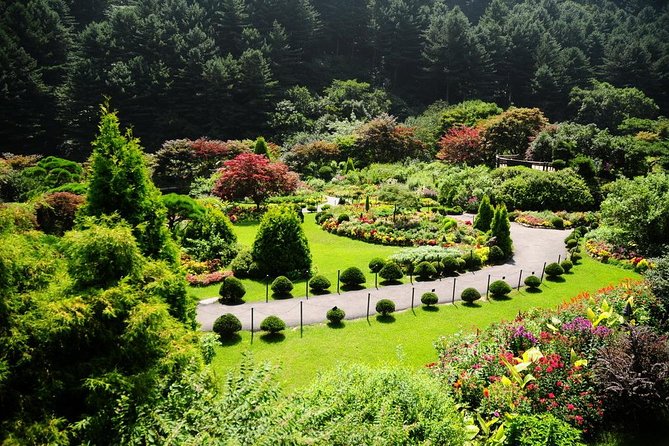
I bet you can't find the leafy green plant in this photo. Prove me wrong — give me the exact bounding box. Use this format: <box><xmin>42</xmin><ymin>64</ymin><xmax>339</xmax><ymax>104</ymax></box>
<box><xmin>524</xmin><ymin>275</ymin><xmax>541</xmax><ymax>289</ymax></box>
<box><xmin>414</xmin><ymin>261</ymin><xmax>437</xmax><ymax>280</ymax></box>
<box><xmin>340</xmin><ymin>266</ymin><xmax>366</xmax><ymax>287</ymax></box>
<box><xmin>489</xmin><ymin>280</ymin><xmax>512</xmax><ymax>299</ymax></box>
<box><xmin>379</xmin><ymin>262</ymin><xmax>404</xmax><ymax>282</ymax></box>
<box><xmin>461</xmin><ymin>287</ymin><xmax>481</xmax><ymax>304</ymax></box>
<box><xmin>309</xmin><ymin>275</ymin><xmax>331</xmax><ymax>292</ymax></box>
<box><xmin>368</xmin><ymin>257</ymin><xmax>386</xmax><ymax>273</ymax></box>
<box><xmin>421</xmin><ymin>292</ymin><xmax>439</xmax><ymax>307</ymax></box>
<box><xmin>544</xmin><ymin>262</ymin><xmax>564</xmax><ymax>278</ymax></box>
<box><xmin>560</xmin><ymin>259</ymin><xmax>573</xmax><ymax>273</ymax></box>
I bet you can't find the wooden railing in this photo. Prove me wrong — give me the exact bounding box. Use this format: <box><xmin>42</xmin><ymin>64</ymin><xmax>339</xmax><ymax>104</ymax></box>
<box><xmin>495</xmin><ymin>154</ymin><xmax>553</xmax><ymax>171</ymax></box>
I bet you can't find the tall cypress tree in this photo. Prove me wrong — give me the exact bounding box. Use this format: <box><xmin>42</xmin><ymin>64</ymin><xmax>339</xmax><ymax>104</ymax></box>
<box><xmin>490</xmin><ymin>203</ymin><xmax>513</xmax><ymax>258</ymax></box>
<box><xmin>474</xmin><ymin>195</ymin><xmax>494</xmax><ymax>232</ymax></box>
<box><xmin>85</xmin><ymin>104</ymin><xmax>177</xmax><ymax>262</ymax></box>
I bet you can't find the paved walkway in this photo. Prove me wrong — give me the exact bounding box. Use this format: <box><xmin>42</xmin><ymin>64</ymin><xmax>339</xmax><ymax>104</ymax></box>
<box><xmin>197</xmin><ymin>219</ymin><xmax>569</xmax><ymax>331</ymax></box>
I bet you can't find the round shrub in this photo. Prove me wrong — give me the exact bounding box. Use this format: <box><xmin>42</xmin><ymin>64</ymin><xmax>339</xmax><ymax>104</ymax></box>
<box><xmin>414</xmin><ymin>261</ymin><xmax>437</xmax><ymax>280</ymax></box>
<box><xmin>218</xmin><ymin>276</ymin><xmax>246</xmax><ymax>304</ymax></box>
<box><xmin>375</xmin><ymin>299</ymin><xmax>396</xmax><ymax>316</ymax></box>
<box><xmin>544</xmin><ymin>262</ymin><xmax>564</xmax><ymax>277</ymax></box>
<box><xmin>309</xmin><ymin>274</ymin><xmax>331</xmax><ymax>292</ymax></box>
<box><xmin>340</xmin><ymin>266</ymin><xmax>366</xmax><ymax>286</ymax></box>
<box><xmin>337</xmin><ymin>213</ymin><xmax>350</xmax><ymax>224</ymax></box>
<box><xmin>368</xmin><ymin>257</ymin><xmax>386</xmax><ymax>273</ymax></box>
<box><xmin>461</xmin><ymin>287</ymin><xmax>481</xmax><ymax>304</ymax></box>
<box><xmin>326</xmin><ymin>306</ymin><xmax>345</xmax><ymax>324</ymax></box>
<box><xmin>550</xmin><ymin>216</ymin><xmax>564</xmax><ymax>229</ymax></box>
<box><xmin>379</xmin><ymin>262</ymin><xmax>403</xmax><ymax>282</ymax></box>
<box><xmin>565</xmin><ymin>238</ymin><xmax>578</xmax><ymax>249</ymax></box>
<box><xmin>213</xmin><ymin>313</ymin><xmax>242</xmax><ymax>337</ymax></box>
<box><xmin>421</xmin><ymin>292</ymin><xmax>438</xmax><ymax>307</ymax></box>
<box><xmin>230</xmin><ymin>249</ymin><xmax>259</xmax><ymax>279</ymax></box>
<box><xmin>524</xmin><ymin>275</ymin><xmax>541</xmax><ymax>289</ymax></box>
<box><xmin>489</xmin><ymin>280</ymin><xmax>512</xmax><ymax>299</ymax></box>
<box><xmin>488</xmin><ymin>245</ymin><xmax>506</xmax><ymax>264</ymax></box>
<box><xmin>271</xmin><ymin>276</ymin><xmax>294</xmax><ymax>295</ymax></box>
<box><xmin>260</xmin><ymin>315</ymin><xmax>286</xmax><ymax>334</ymax></box>
<box><xmin>462</xmin><ymin>251</ymin><xmax>482</xmax><ymax>269</ymax></box>
<box><xmin>560</xmin><ymin>259</ymin><xmax>573</xmax><ymax>273</ymax></box>
<box><xmin>570</xmin><ymin>251</ymin><xmax>582</xmax><ymax>263</ymax></box>
<box><xmin>441</xmin><ymin>256</ymin><xmax>460</xmax><ymax>275</ymax></box>
<box><xmin>315</xmin><ymin>211</ymin><xmax>333</xmax><ymax>224</ymax></box>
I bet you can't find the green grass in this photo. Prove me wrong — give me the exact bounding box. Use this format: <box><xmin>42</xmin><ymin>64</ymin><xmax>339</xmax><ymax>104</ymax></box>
<box><xmin>211</xmin><ymin>254</ymin><xmax>640</xmax><ymax>392</ymax></box>
<box><xmin>189</xmin><ymin>213</ymin><xmax>403</xmax><ymax>301</ymax></box>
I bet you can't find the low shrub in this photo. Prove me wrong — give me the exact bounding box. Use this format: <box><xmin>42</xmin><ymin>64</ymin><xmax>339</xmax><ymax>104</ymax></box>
<box><xmin>505</xmin><ymin>414</ymin><xmax>584</xmax><ymax>446</ymax></box>
<box><xmin>524</xmin><ymin>275</ymin><xmax>541</xmax><ymax>289</ymax></box>
<box><xmin>326</xmin><ymin>306</ymin><xmax>345</xmax><ymax>324</ymax></box>
<box><xmin>489</xmin><ymin>279</ymin><xmax>511</xmax><ymax>299</ymax></box>
<box><xmin>462</xmin><ymin>251</ymin><xmax>482</xmax><ymax>269</ymax></box>
<box><xmin>375</xmin><ymin>299</ymin><xmax>396</xmax><ymax>316</ymax></box>
<box><xmin>570</xmin><ymin>251</ymin><xmax>583</xmax><ymax>263</ymax></box>
<box><xmin>566</xmin><ymin>238</ymin><xmax>578</xmax><ymax>249</ymax></box>
<box><xmin>309</xmin><ymin>274</ymin><xmax>331</xmax><ymax>292</ymax></box>
<box><xmin>315</xmin><ymin>212</ymin><xmax>333</xmax><ymax>224</ymax></box>
<box><xmin>421</xmin><ymin>292</ymin><xmax>439</xmax><ymax>307</ymax></box>
<box><xmin>441</xmin><ymin>256</ymin><xmax>461</xmax><ymax>275</ymax></box>
<box><xmin>271</xmin><ymin>276</ymin><xmax>294</xmax><ymax>295</ymax></box>
<box><xmin>379</xmin><ymin>262</ymin><xmax>404</xmax><ymax>282</ymax></box>
<box><xmin>488</xmin><ymin>245</ymin><xmax>505</xmax><ymax>264</ymax></box>
<box><xmin>550</xmin><ymin>216</ymin><xmax>564</xmax><ymax>229</ymax></box>
<box><xmin>218</xmin><ymin>277</ymin><xmax>246</xmax><ymax>304</ymax></box>
<box><xmin>340</xmin><ymin>267</ymin><xmax>366</xmax><ymax>286</ymax></box>
<box><xmin>35</xmin><ymin>192</ymin><xmax>85</xmax><ymax>236</ymax></box>
<box><xmin>337</xmin><ymin>213</ymin><xmax>350</xmax><ymax>224</ymax></box>
<box><xmin>461</xmin><ymin>287</ymin><xmax>481</xmax><ymax>304</ymax></box>
<box><xmin>368</xmin><ymin>257</ymin><xmax>386</xmax><ymax>273</ymax></box>
<box><xmin>544</xmin><ymin>262</ymin><xmax>564</xmax><ymax>278</ymax></box>
<box><xmin>560</xmin><ymin>259</ymin><xmax>573</xmax><ymax>273</ymax></box>
<box><xmin>230</xmin><ymin>250</ymin><xmax>259</xmax><ymax>278</ymax></box>
<box><xmin>414</xmin><ymin>261</ymin><xmax>437</xmax><ymax>280</ymax></box>
<box><xmin>213</xmin><ymin>313</ymin><xmax>242</xmax><ymax>338</ymax></box>
<box><xmin>260</xmin><ymin>315</ymin><xmax>286</xmax><ymax>334</ymax></box>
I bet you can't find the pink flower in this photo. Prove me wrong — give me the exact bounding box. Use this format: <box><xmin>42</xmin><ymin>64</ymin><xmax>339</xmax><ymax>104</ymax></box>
<box><xmin>567</xmin><ymin>404</ymin><xmax>575</xmax><ymax>411</ymax></box>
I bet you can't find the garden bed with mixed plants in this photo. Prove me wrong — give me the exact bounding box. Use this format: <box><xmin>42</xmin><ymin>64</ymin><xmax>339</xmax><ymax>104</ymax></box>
<box><xmin>431</xmin><ymin>280</ymin><xmax>668</xmax><ymax>444</ymax></box>
<box><xmin>509</xmin><ymin>210</ymin><xmax>598</xmax><ymax>230</ymax></box>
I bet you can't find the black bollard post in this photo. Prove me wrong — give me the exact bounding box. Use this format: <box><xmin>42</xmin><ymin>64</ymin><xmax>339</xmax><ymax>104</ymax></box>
<box><xmin>251</xmin><ymin>308</ymin><xmax>254</xmax><ymax>344</ymax></box>
<box><xmin>265</xmin><ymin>275</ymin><xmax>269</xmax><ymax>303</ymax></box>
<box><xmin>517</xmin><ymin>270</ymin><xmax>523</xmax><ymax>290</ymax></box>
<box><xmin>300</xmin><ymin>301</ymin><xmax>303</xmax><ymax>338</ymax></box>
<box><xmin>540</xmin><ymin>262</ymin><xmax>547</xmax><ymax>283</ymax></box>
<box><xmin>452</xmin><ymin>277</ymin><xmax>456</xmax><ymax>304</ymax></box>
<box><xmin>366</xmin><ymin>293</ymin><xmax>371</xmax><ymax>321</ymax></box>
<box><xmin>337</xmin><ymin>269</ymin><xmax>341</xmax><ymax>294</ymax></box>
<box><xmin>486</xmin><ymin>274</ymin><xmax>491</xmax><ymax>300</ymax></box>
<box><xmin>411</xmin><ymin>287</ymin><xmax>415</xmax><ymax>309</ymax></box>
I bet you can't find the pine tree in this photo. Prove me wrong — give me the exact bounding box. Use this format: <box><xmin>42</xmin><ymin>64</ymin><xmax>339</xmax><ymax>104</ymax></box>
<box><xmin>474</xmin><ymin>195</ymin><xmax>494</xmax><ymax>232</ymax></box>
<box><xmin>490</xmin><ymin>203</ymin><xmax>513</xmax><ymax>258</ymax></box>
<box><xmin>85</xmin><ymin>104</ymin><xmax>177</xmax><ymax>262</ymax></box>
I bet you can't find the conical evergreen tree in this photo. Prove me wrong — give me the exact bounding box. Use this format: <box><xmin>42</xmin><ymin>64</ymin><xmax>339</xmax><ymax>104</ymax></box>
<box><xmin>85</xmin><ymin>104</ymin><xmax>177</xmax><ymax>262</ymax></box>
<box><xmin>490</xmin><ymin>203</ymin><xmax>513</xmax><ymax>258</ymax></box>
<box><xmin>474</xmin><ymin>195</ymin><xmax>494</xmax><ymax>232</ymax></box>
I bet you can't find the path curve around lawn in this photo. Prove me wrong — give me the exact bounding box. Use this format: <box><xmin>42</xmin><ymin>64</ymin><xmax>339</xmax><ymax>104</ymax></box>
<box><xmin>196</xmin><ymin>217</ymin><xmax>569</xmax><ymax>331</ymax></box>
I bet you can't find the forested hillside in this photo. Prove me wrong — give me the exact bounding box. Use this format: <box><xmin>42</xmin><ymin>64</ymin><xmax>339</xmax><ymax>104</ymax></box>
<box><xmin>2</xmin><ymin>0</ymin><xmax>668</xmax><ymax>155</ymax></box>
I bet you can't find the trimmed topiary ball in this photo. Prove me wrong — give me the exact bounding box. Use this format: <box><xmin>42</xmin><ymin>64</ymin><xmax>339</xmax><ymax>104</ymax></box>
<box><xmin>414</xmin><ymin>261</ymin><xmax>437</xmax><ymax>280</ymax></box>
<box><xmin>369</xmin><ymin>257</ymin><xmax>386</xmax><ymax>273</ymax></box>
<box><xmin>340</xmin><ymin>266</ymin><xmax>366</xmax><ymax>286</ymax></box>
<box><xmin>462</xmin><ymin>252</ymin><xmax>483</xmax><ymax>269</ymax></box>
<box><xmin>375</xmin><ymin>299</ymin><xmax>396</xmax><ymax>316</ymax></box>
<box><xmin>337</xmin><ymin>213</ymin><xmax>350</xmax><ymax>223</ymax></box>
<box><xmin>271</xmin><ymin>276</ymin><xmax>294</xmax><ymax>295</ymax></box>
<box><xmin>550</xmin><ymin>216</ymin><xmax>564</xmax><ymax>229</ymax></box>
<box><xmin>260</xmin><ymin>315</ymin><xmax>286</xmax><ymax>334</ymax></box>
<box><xmin>218</xmin><ymin>276</ymin><xmax>246</xmax><ymax>304</ymax></box>
<box><xmin>461</xmin><ymin>287</ymin><xmax>481</xmax><ymax>304</ymax></box>
<box><xmin>570</xmin><ymin>252</ymin><xmax>582</xmax><ymax>263</ymax></box>
<box><xmin>488</xmin><ymin>245</ymin><xmax>506</xmax><ymax>264</ymax></box>
<box><xmin>489</xmin><ymin>280</ymin><xmax>512</xmax><ymax>299</ymax></box>
<box><xmin>566</xmin><ymin>238</ymin><xmax>578</xmax><ymax>249</ymax></box>
<box><xmin>524</xmin><ymin>275</ymin><xmax>541</xmax><ymax>289</ymax></box>
<box><xmin>326</xmin><ymin>306</ymin><xmax>345</xmax><ymax>324</ymax></box>
<box><xmin>544</xmin><ymin>262</ymin><xmax>564</xmax><ymax>277</ymax></box>
<box><xmin>421</xmin><ymin>292</ymin><xmax>439</xmax><ymax>307</ymax></box>
<box><xmin>213</xmin><ymin>313</ymin><xmax>242</xmax><ymax>337</ymax></box>
<box><xmin>560</xmin><ymin>259</ymin><xmax>573</xmax><ymax>273</ymax></box>
<box><xmin>441</xmin><ymin>256</ymin><xmax>460</xmax><ymax>275</ymax></box>
<box><xmin>309</xmin><ymin>274</ymin><xmax>331</xmax><ymax>292</ymax></box>
<box><xmin>379</xmin><ymin>262</ymin><xmax>403</xmax><ymax>282</ymax></box>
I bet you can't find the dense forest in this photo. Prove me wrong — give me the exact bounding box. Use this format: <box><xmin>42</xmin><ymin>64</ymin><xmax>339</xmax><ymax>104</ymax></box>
<box><xmin>2</xmin><ymin>0</ymin><xmax>668</xmax><ymax>155</ymax></box>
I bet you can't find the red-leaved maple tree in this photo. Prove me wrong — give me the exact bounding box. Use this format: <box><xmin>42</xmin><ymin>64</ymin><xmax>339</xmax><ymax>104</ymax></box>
<box><xmin>212</xmin><ymin>153</ymin><xmax>299</xmax><ymax>208</ymax></box>
<box><xmin>436</xmin><ymin>126</ymin><xmax>490</xmax><ymax>165</ymax></box>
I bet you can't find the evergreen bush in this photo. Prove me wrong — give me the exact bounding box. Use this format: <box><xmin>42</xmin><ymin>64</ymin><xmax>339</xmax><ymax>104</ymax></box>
<box><xmin>260</xmin><ymin>315</ymin><xmax>286</xmax><ymax>334</ymax></box>
<box><xmin>421</xmin><ymin>292</ymin><xmax>439</xmax><ymax>307</ymax></box>
<box><xmin>461</xmin><ymin>287</ymin><xmax>481</xmax><ymax>304</ymax></box>
<box><xmin>213</xmin><ymin>313</ymin><xmax>242</xmax><ymax>337</ymax></box>
<box><xmin>271</xmin><ymin>276</ymin><xmax>294</xmax><ymax>295</ymax></box>
<box><xmin>544</xmin><ymin>262</ymin><xmax>564</xmax><ymax>277</ymax></box>
<box><xmin>340</xmin><ymin>267</ymin><xmax>366</xmax><ymax>286</ymax></box>
<box><xmin>326</xmin><ymin>306</ymin><xmax>345</xmax><ymax>324</ymax></box>
<box><xmin>309</xmin><ymin>275</ymin><xmax>331</xmax><ymax>292</ymax></box>
<box><xmin>524</xmin><ymin>275</ymin><xmax>541</xmax><ymax>289</ymax></box>
<box><xmin>414</xmin><ymin>261</ymin><xmax>437</xmax><ymax>280</ymax></box>
<box><xmin>368</xmin><ymin>257</ymin><xmax>386</xmax><ymax>273</ymax></box>
<box><xmin>375</xmin><ymin>299</ymin><xmax>396</xmax><ymax>316</ymax></box>
<box><xmin>218</xmin><ymin>277</ymin><xmax>246</xmax><ymax>304</ymax></box>
<box><xmin>379</xmin><ymin>262</ymin><xmax>404</xmax><ymax>282</ymax></box>
<box><xmin>489</xmin><ymin>280</ymin><xmax>512</xmax><ymax>299</ymax></box>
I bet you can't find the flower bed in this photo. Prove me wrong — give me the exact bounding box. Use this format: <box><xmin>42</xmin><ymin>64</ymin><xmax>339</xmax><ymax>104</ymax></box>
<box><xmin>320</xmin><ymin>209</ymin><xmax>485</xmax><ymax>248</ymax></box>
<box><xmin>432</xmin><ymin>281</ymin><xmax>665</xmax><ymax>442</ymax></box>
<box><xmin>584</xmin><ymin>231</ymin><xmax>651</xmax><ymax>272</ymax></box>
<box><xmin>510</xmin><ymin>210</ymin><xmax>598</xmax><ymax>229</ymax></box>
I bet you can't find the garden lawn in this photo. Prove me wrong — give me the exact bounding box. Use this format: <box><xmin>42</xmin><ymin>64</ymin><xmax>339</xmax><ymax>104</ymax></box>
<box><xmin>189</xmin><ymin>213</ymin><xmax>403</xmax><ymax>302</ymax></box>
<box><xmin>211</xmin><ymin>254</ymin><xmax>640</xmax><ymax>392</ymax></box>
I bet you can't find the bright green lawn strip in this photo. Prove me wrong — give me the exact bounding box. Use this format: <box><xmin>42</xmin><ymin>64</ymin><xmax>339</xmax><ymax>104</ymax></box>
<box><xmin>210</xmin><ymin>254</ymin><xmax>640</xmax><ymax>392</ymax></box>
<box><xmin>189</xmin><ymin>213</ymin><xmax>403</xmax><ymax>301</ymax></box>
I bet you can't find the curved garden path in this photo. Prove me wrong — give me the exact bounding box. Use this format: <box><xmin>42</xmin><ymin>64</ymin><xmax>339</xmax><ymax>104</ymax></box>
<box><xmin>197</xmin><ymin>218</ymin><xmax>569</xmax><ymax>331</ymax></box>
